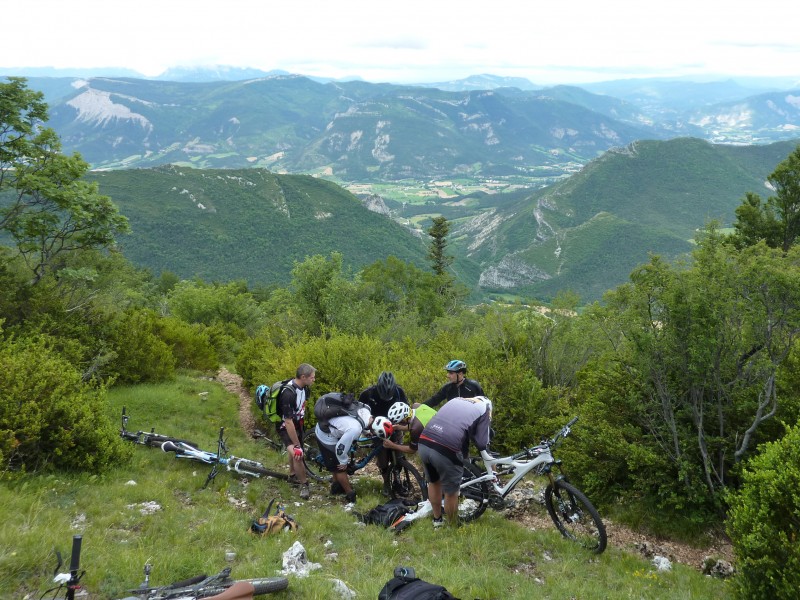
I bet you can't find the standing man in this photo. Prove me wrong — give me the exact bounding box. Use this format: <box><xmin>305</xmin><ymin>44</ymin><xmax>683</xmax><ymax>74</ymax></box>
<box><xmin>418</xmin><ymin>396</ymin><xmax>492</xmax><ymax>527</ymax></box>
<box><xmin>314</xmin><ymin>396</ymin><xmax>374</xmax><ymax>504</ymax></box>
<box><xmin>423</xmin><ymin>360</ymin><xmax>484</xmax><ymax>409</ymax></box>
<box><xmin>277</xmin><ymin>363</ymin><xmax>316</xmax><ymax>500</ymax></box>
<box><xmin>359</xmin><ymin>371</ymin><xmax>409</xmax><ymax>495</ymax></box>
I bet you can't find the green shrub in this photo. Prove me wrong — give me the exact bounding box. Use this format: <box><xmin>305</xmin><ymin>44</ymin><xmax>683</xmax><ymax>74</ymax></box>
<box><xmin>0</xmin><ymin>334</ymin><xmax>130</xmax><ymax>473</ymax></box>
<box><xmin>108</xmin><ymin>309</ymin><xmax>176</xmax><ymax>384</ymax></box>
<box><xmin>154</xmin><ymin>316</ymin><xmax>219</xmax><ymax>372</ymax></box>
<box><xmin>727</xmin><ymin>423</ymin><xmax>800</xmax><ymax>600</ymax></box>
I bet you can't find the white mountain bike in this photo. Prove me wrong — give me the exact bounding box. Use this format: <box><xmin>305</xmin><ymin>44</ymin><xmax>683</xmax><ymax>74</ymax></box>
<box><xmin>457</xmin><ymin>416</ymin><xmax>607</xmax><ymax>553</ymax></box>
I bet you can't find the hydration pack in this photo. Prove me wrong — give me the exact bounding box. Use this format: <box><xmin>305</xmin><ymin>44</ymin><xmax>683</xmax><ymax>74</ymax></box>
<box><xmin>255</xmin><ymin>380</ymin><xmax>292</xmax><ymax>424</ymax></box>
<box><xmin>313</xmin><ymin>393</ymin><xmax>367</xmax><ymax>433</ymax></box>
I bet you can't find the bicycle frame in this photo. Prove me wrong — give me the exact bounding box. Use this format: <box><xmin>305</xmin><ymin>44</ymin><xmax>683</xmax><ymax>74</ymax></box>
<box><xmin>461</xmin><ymin>416</ymin><xmax>577</xmax><ymax>502</ymax></box>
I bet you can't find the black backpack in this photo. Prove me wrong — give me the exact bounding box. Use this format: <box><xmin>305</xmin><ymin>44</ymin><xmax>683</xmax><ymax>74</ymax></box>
<box><xmin>378</xmin><ymin>567</ymin><xmax>458</xmax><ymax>600</ymax></box>
<box><xmin>357</xmin><ymin>499</ymin><xmax>412</xmax><ymax>528</ymax></box>
<box><xmin>313</xmin><ymin>393</ymin><xmax>367</xmax><ymax>433</ymax></box>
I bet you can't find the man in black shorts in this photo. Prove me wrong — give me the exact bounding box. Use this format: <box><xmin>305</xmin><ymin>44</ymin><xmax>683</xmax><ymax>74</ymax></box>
<box><xmin>277</xmin><ymin>363</ymin><xmax>316</xmax><ymax>499</ymax></box>
<box><xmin>418</xmin><ymin>396</ymin><xmax>492</xmax><ymax>527</ymax></box>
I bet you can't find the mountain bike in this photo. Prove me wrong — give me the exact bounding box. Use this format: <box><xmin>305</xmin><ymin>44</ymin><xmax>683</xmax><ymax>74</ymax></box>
<box><xmin>302</xmin><ymin>430</ymin><xmax>428</xmax><ymax>503</ymax></box>
<box><xmin>120</xmin><ymin>564</ymin><xmax>288</xmax><ymax>599</ymax></box>
<box><xmin>120</xmin><ymin>406</ymin><xmax>199</xmax><ymax>449</ymax></box>
<box><xmin>42</xmin><ymin>536</ymin><xmax>288</xmax><ymax>599</ymax></box>
<box><xmin>457</xmin><ymin>416</ymin><xmax>607</xmax><ymax>553</ymax></box>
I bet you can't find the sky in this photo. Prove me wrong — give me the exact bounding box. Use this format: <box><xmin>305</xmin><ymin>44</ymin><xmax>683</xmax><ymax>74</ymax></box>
<box><xmin>4</xmin><ymin>0</ymin><xmax>799</xmax><ymax>85</ymax></box>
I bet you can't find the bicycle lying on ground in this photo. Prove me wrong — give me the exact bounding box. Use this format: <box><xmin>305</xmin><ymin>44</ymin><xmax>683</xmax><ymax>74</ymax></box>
<box><xmin>121</xmin><ymin>564</ymin><xmax>288</xmax><ymax>599</ymax></box>
<box><xmin>42</xmin><ymin>535</ymin><xmax>288</xmax><ymax>599</ymax></box>
<box><xmin>120</xmin><ymin>408</ymin><xmax>297</xmax><ymax>486</ymax></box>
<box><xmin>457</xmin><ymin>416</ymin><xmax>607</xmax><ymax>553</ymax></box>
<box><xmin>302</xmin><ymin>431</ymin><xmax>428</xmax><ymax>503</ymax></box>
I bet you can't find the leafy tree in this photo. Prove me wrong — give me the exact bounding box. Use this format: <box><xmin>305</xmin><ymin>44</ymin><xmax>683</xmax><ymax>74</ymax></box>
<box><xmin>427</xmin><ymin>216</ymin><xmax>453</xmax><ymax>277</ymax></box>
<box><xmin>588</xmin><ymin>227</ymin><xmax>800</xmax><ymax>513</ymax></box>
<box><xmin>1</xmin><ymin>78</ymin><xmax>130</xmax><ymax>284</ymax></box>
<box><xmin>731</xmin><ymin>145</ymin><xmax>800</xmax><ymax>252</ymax></box>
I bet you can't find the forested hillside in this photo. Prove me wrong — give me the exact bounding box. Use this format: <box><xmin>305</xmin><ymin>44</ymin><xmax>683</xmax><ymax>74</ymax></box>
<box><xmin>87</xmin><ymin>166</ymin><xmax>435</xmax><ymax>286</ymax></box>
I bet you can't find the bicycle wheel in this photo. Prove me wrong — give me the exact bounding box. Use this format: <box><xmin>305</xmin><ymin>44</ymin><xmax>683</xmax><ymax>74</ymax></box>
<box><xmin>544</xmin><ymin>479</ymin><xmax>607</xmax><ymax>554</ymax></box>
<box><xmin>193</xmin><ymin>577</ymin><xmax>289</xmax><ymax>597</ymax></box>
<box><xmin>301</xmin><ymin>431</ymin><xmax>332</xmax><ymax>483</ymax></box>
<box><xmin>144</xmin><ymin>434</ymin><xmax>199</xmax><ymax>450</ymax></box>
<box><xmin>458</xmin><ymin>462</ymin><xmax>489</xmax><ymax>522</ymax></box>
<box><xmin>255</xmin><ymin>421</ymin><xmax>286</xmax><ymax>454</ymax></box>
<box><xmin>229</xmin><ymin>458</ymin><xmax>290</xmax><ymax>481</ymax></box>
<box><xmin>390</xmin><ymin>458</ymin><xmax>428</xmax><ymax>503</ymax></box>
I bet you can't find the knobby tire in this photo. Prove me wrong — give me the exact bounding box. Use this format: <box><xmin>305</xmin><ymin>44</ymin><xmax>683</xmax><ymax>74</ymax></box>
<box><xmin>301</xmin><ymin>431</ymin><xmax>333</xmax><ymax>483</ymax></box>
<box><xmin>192</xmin><ymin>577</ymin><xmax>289</xmax><ymax>598</ymax></box>
<box><xmin>392</xmin><ymin>457</ymin><xmax>428</xmax><ymax>503</ymax></box>
<box><xmin>457</xmin><ymin>462</ymin><xmax>489</xmax><ymax>522</ymax></box>
<box><xmin>544</xmin><ymin>479</ymin><xmax>607</xmax><ymax>554</ymax></box>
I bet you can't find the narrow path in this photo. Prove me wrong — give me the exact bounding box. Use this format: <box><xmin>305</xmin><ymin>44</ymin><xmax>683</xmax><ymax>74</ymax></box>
<box><xmin>216</xmin><ymin>366</ymin><xmax>257</xmax><ymax>437</ymax></box>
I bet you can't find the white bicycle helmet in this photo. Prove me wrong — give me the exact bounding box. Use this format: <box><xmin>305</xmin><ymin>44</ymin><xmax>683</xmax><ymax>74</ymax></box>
<box><xmin>371</xmin><ymin>416</ymin><xmax>394</xmax><ymax>439</ymax></box>
<box><xmin>387</xmin><ymin>401</ymin><xmax>411</xmax><ymax>424</ymax></box>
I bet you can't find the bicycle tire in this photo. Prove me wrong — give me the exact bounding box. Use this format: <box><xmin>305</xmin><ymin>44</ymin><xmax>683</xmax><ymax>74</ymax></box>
<box><xmin>144</xmin><ymin>434</ymin><xmax>199</xmax><ymax>450</ymax></box>
<box><xmin>301</xmin><ymin>431</ymin><xmax>333</xmax><ymax>483</ymax></box>
<box><xmin>229</xmin><ymin>458</ymin><xmax>290</xmax><ymax>481</ymax></box>
<box><xmin>391</xmin><ymin>457</ymin><xmax>428</xmax><ymax>503</ymax></box>
<box><xmin>544</xmin><ymin>479</ymin><xmax>607</xmax><ymax>554</ymax></box>
<box><xmin>458</xmin><ymin>461</ymin><xmax>489</xmax><ymax>522</ymax></box>
<box><xmin>192</xmin><ymin>577</ymin><xmax>289</xmax><ymax>598</ymax></box>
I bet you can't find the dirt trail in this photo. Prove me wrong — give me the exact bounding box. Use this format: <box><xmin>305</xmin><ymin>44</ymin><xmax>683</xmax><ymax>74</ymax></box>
<box><xmin>214</xmin><ymin>367</ymin><xmax>734</xmax><ymax>572</ymax></box>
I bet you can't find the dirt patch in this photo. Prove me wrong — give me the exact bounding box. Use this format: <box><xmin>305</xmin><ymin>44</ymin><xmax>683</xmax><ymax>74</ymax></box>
<box><xmin>214</xmin><ymin>368</ymin><xmax>735</xmax><ymax>572</ymax></box>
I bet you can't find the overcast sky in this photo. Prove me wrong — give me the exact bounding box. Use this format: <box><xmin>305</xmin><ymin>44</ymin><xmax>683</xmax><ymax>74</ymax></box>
<box><xmin>4</xmin><ymin>0</ymin><xmax>799</xmax><ymax>85</ymax></box>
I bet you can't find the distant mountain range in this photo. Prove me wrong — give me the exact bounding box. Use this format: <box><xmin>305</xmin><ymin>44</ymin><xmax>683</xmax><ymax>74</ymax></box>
<box><xmin>8</xmin><ymin>73</ymin><xmax>796</xmax><ymax>183</ymax></box>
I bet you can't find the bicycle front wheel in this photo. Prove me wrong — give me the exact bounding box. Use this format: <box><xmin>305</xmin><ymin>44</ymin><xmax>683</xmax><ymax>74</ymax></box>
<box><xmin>301</xmin><ymin>431</ymin><xmax>332</xmax><ymax>483</ymax></box>
<box><xmin>230</xmin><ymin>458</ymin><xmax>289</xmax><ymax>481</ymax></box>
<box><xmin>458</xmin><ymin>462</ymin><xmax>489</xmax><ymax>522</ymax></box>
<box><xmin>544</xmin><ymin>479</ymin><xmax>607</xmax><ymax>554</ymax></box>
<box><xmin>390</xmin><ymin>458</ymin><xmax>428</xmax><ymax>503</ymax></box>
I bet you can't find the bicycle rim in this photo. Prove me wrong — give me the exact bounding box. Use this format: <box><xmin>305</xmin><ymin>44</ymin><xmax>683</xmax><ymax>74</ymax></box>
<box><xmin>458</xmin><ymin>462</ymin><xmax>489</xmax><ymax>522</ymax></box>
<box><xmin>391</xmin><ymin>459</ymin><xmax>428</xmax><ymax>503</ymax></box>
<box><xmin>544</xmin><ymin>480</ymin><xmax>607</xmax><ymax>554</ymax></box>
<box><xmin>301</xmin><ymin>432</ymin><xmax>332</xmax><ymax>482</ymax></box>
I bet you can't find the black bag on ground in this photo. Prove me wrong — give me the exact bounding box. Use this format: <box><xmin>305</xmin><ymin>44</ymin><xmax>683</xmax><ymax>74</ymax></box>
<box><xmin>357</xmin><ymin>498</ymin><xmax>412</xmax><ymax>528</ymax></box>
<box><xmin>378</xmin><ymin>566</ymin><xmax>459</xmax><ymax>600</ymax></box>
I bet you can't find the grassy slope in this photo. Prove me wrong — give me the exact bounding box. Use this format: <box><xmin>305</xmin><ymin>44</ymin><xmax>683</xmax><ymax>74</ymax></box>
<box><xmin>0</xmin><ymin>374</ymin><xmax>730</xmax><ymax>599</ymax></box>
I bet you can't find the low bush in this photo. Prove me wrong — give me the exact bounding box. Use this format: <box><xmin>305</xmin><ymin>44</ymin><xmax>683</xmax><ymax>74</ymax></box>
<box><xmin>0</xmin><ymin>333</ymin><xmax>129</xmax><ymax>473</ymax></box>
<box><xmin>727</xmin><ymin>423</ymin><xmax>800</xmax><ymax>600</ymax></box>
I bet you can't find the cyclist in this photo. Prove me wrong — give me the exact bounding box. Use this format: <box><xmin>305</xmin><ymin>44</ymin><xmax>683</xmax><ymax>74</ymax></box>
<box><xmin>277</xmin><ymin>363</ymin><xmax>316</xmax><ymax>500</ymax></box>
<box><xmin>314</xmin><ymin>398</ymin><xmax>375</xmax><ymax>504</ymax></box>
<box><xmin>423</xmin><ymin>359</ymin><xmax>484</xmax><ymax>409</ymax></box>
<box><xmin>358</xmin><ymin>371</ymin><xmax>410</xmax><ymax>495</ymax></box>
<box><xmin>382</xmin><ymin>401</ymin><xmax>436</xmax><ymax>455</ymax></box>
<box><xmin>418</xmin><ymin>396</ymin><xmax>492</xmax><ymax>527</ymax></box>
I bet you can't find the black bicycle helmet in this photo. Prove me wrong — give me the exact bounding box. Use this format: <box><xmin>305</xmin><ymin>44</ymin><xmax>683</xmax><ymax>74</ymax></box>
<box><xmin>376</xmin><ymin>371</ymin><xmax>398</xmax><ymax>401</ymax></box>
<box><xmin>444</xmin><ymin>359</ymin><xmax>467</xmax><ymax>373</ymax></box>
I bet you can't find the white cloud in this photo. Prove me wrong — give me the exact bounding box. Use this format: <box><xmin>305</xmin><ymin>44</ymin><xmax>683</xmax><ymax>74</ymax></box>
<box><xmin>4</xmin><ymin>0</ymin><xmax>799</xmax><ymax>84</ymax></box>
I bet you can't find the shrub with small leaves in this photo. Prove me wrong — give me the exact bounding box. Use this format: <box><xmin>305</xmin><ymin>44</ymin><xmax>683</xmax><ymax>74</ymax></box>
<box><xmin>727</xmin><ymin>423</ymin><xmax>800</xmax><ymax>600</ymax></box>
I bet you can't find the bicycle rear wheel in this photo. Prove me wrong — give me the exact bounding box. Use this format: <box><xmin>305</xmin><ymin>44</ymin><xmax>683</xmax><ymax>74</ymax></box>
<box><xmin>193</xmin><ymin>577</ymin><xmax>289</xmax><ymax>597</ymax></box>
<box><xmin>301</xmin><ymin>431</ymin><xmax>332</xmax><ymax>483</ymax></box>
<box><xmin>458</xmin><ymin>462</ymin><xmax>489</xmax><ymax>522</ymax></box>
<box><xmin>544</xmin><ymin>479</ymin><xmax>607</xmax><ymax>554</ymax></box>
<box><xmin>390</xmin><ymin>458</ymin><xmax>428</xmax><ymax>503</ymax></box>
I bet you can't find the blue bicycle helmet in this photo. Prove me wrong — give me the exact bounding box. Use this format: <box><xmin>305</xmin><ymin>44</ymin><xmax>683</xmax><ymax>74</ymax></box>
<box><xmin>444</xmin><ymin>359</ymin><xmax>467</xmax><ymax>373</ymax></box>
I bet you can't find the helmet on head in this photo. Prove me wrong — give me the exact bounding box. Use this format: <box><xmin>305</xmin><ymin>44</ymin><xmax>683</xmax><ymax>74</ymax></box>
<box><xmin>376</xmin><ymin>371</ymin><xmax>398</xmax><ymax>401</ymax></box>
<box><xmin>387</xmin><ymin>401</ymin><xmax>411</xmax><ymax>424</ymax></box>
<box><xmin>371</xmin><ymin>416</ymin><xmax>394</xmax><ymax>439</ymax></box>
<box><xmin>444</xmin><ymin>359</ymin><xmax>467</xmax><ymax>373</ymax></box>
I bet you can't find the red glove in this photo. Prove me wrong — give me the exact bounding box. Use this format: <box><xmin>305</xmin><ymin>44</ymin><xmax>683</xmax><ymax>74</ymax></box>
<box><xmin>292</xmin><ymin>446</ymin><xmax>304</xmax><ymax>459</ymax></box>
